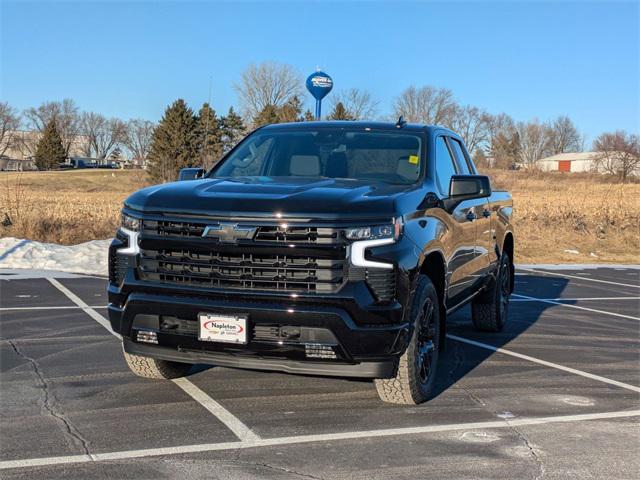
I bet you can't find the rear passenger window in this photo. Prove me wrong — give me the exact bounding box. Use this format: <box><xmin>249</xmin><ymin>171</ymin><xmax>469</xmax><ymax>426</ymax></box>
<box><xmin>435</xmin><ymin>136</ymin><xmax>458</xmax><ymax>196</ymax></box>
<box><xmin>448</xmin><ymin>138</ymin><xmax>473</xmax><ymax>174</ymax></box>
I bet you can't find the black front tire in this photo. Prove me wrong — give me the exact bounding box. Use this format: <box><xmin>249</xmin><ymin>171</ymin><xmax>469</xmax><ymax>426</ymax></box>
<box><xmin>375</xmin><ymin>275</ymin><xmax>441</xmax><ymax>405</ymax></box>
<box><xmin>471</xmin><ymin>253</ymin><xmax>512</xmax><ymax>332</ymax></box>
<box><xmin>123</xmin><ymin>344</ymin><xmax>192</xmax><ymax>379</ymax></box>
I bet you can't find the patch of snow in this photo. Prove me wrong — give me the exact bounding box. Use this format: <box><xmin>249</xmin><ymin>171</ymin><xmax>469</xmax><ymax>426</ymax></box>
<box><xmin>563</xmin><ymin>249</ymin><xmax>580</xmax><ymax>255</ymax></box>
<box><xmin>0</xmin><ymin>237</ymin><xmax>110</xmax><ymax>276</ymax></box>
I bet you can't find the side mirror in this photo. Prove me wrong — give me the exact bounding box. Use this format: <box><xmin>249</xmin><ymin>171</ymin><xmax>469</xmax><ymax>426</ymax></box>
<box><xmin>449</xmin><ymin>175</ymin><xmax>491</xmax><ymax>198</ymax></box>
<box><xmin>178</xmin><ymin>167</ymin><xmax>205</xmax><ymax>181</ymax></box>
<box><xmin>443</xmin><ymin>175</ymin><xmax>491</xmax><ymax>211</ymax></box>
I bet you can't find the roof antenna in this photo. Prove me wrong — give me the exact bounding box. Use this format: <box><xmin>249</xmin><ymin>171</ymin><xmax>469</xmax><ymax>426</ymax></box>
<box><xmin>396</xmin><ymin>116</ymin><xmax>407</xmax><ymax>128</ymax></box>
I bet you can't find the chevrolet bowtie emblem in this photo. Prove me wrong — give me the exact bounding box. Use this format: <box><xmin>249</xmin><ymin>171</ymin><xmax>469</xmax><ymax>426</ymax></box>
<box><xmin>202</xmin><ymin>223</ymin><xmax>257</xmax><ymax>243</ymax></box>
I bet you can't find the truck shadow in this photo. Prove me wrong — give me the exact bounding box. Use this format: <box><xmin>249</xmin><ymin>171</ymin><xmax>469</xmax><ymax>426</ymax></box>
<box><xmin>433</xmin><ymin>274</ymin><xmax>571</xmax><ymax>398</ymax></box>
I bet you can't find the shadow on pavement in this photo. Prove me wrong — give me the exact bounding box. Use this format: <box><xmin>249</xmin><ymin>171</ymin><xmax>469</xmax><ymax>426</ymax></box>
<box><xmin>433</xmin><ymin>275</ymin><xmax>570</xmax><ymax>398</ymax></box>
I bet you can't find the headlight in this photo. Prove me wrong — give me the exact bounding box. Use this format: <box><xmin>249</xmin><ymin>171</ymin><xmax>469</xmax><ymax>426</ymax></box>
<box><xmin>344</xmin><ymin>223</ymin><xmax>401</xmax><ymax>241</ymax></box>
<box><xmin>121</xmin><ymin>212</ymin><xmax>141</xmax><ymax>232</ymax></box>
<box><xmin>347</xmin><ymin>220</ymin><xmax>402</xmax><ymax>270</ymax></box>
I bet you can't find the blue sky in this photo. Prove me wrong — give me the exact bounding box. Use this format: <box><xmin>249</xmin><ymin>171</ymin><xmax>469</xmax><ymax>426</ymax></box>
<box><xmin>1</xmin><ymin>1</ymin><xmax>638</xmax><ymax>144</ymax></box>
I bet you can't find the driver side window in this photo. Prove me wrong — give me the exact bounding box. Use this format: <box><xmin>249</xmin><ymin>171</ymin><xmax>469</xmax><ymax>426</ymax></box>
<box><xmin>435</xmin><ymin>136</ymin><xmax>458</xmax><ymax>196</ymax></box>
<box><xmin>221</xmin><ymin>137</ymin><xmax>274</xmax><ymax>177</ymax></box>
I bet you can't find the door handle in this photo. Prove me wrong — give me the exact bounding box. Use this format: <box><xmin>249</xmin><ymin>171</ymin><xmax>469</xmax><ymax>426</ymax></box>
<box><xmin>482</xmin><ymin>209</ymin><xmax>491</xmax><ymax>218</ymax></box>
<box><xmin>466</xmin><ymin>211</ymin><xmax>477</xmax><ymax>222</ymax></box>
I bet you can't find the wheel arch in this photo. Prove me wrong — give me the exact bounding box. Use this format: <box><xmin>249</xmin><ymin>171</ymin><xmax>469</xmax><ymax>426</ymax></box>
<box><xmin>419</xmin><ymin>250</ymin><xmax>447</xmax><ymax>349</ymax></box>
<box><xmin>502</xmin><ymin>231</ymin><xmax>515</xmax><ymax>293</ymax></box>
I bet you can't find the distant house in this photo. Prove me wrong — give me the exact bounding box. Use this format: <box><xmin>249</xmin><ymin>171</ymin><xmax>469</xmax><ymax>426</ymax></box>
<box><xmin>0</xmin><ymin>156</ymin><xmax>36</xmax><ymax>171</ymax></box>
<box><xmin>537</xmin><ymin>152</ymin><xmax>600</xmax><ymax>173</ymax></box>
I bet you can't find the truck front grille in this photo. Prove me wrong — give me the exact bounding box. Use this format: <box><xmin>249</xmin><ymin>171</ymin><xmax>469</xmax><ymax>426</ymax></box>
<box><xmin>143</xmin><ymin>220</ymin><xmax>342</xmax><ymax>245</ymax></box>
<box><xmin>138</xmin><ymin>249</ymin><xmax>345</xmax><ymax>293</ymax></box>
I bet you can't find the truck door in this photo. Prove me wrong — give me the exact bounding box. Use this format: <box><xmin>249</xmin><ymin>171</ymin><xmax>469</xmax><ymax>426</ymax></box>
<box><xmin>448</xmin><ymin>137</ymin><xmax>495</xmax><ymax>277</ymax></box>
<box><xmin>434</xmin><ymin>136</ymin><xmax>480</xmax><ymax>307</ymax></box>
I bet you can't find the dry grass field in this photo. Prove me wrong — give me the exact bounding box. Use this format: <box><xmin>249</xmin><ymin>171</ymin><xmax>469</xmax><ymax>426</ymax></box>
<box><xmin>1</xmin><ymin>168</ymin><xmax>638</xmax><ymax>264</ymax></box>
<box><xmin>1</xmin><ymin>170</ymin><xmax>149</xmax><ymax>245</ymax></box>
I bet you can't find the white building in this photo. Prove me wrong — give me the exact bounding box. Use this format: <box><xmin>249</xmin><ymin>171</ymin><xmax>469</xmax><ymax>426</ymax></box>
<box><xmin>537</xmin><ymin>152</ymin><xmax>600</xmax><ymax>173</ymax></box>
<box><xmin>537</xmin><ymin>151</ymin><xmax>639</xmax><ymax>176</ymax></box>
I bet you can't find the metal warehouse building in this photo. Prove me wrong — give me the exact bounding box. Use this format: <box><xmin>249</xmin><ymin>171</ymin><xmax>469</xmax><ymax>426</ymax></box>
<box><xmin>537</xmin><ymin>152</ymin><xmax>599</xmax><ymax>173</ymax></box>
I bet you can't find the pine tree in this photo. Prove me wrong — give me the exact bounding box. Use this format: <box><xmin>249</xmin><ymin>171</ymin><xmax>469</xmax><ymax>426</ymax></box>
<box><xmin>278</xmin><ymin>96</ymin><xmax>304</xmax><ymax>123</ymax></box>
<box><xmin>303</xmin><ymin>110</ymin><xmax>315</xmax><ymax>122</ymax></box>
<box><xmin>220</xmin><ymin>107</ymin><xmax>245</xmax><ymax>155</ymax></box>
<box><xmin>195</xmin><ymin>103</ymin><xmax>223</xmax><ymax>169</ymax></box>
<box><xmin>146</xmin><ymin>99</ymin><xmax>197</xmax><ymax>182</ymax></box>
<box><xmin>328</xmin><ymin>102</ymin><xmax>355</xmax><ymax>121</ymax></box>
<box><xmin>252</xmin><ymin>104</ymin><xmax>280</xmax><ymax>128</ymax></box>
<box><xmin>35</xmin><ymin>119</ymin><xmax>66</xmax><ymax>170</ymax></box>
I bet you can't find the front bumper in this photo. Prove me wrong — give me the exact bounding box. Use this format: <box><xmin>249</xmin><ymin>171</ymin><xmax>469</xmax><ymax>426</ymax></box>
<box><xmin>108</xmin><ymin>289</ymin><xmax>410</xmax><ymax>378</ymax></box>
<box><xmin>123</xmin><ymin>338</ymin><xmax>396</xmax><ymax>378</ymax></box>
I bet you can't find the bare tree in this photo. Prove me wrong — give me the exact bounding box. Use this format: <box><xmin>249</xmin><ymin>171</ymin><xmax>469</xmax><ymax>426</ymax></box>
<box><xmin>393</xmin><ymin>85</ymin><xmax>457</xmax><ymax>126</ymax></box>
<box><xmin>80</xmin><ymin>112</ymin><xmax>126</xmax><ymax>159</ymax></box>
<box><xmin>123</xmin><ymin>119</ymin><xmax>155</xmax><ymax>166</ymax></box>
<box><xmin>0</xmin><ymin>102</ymin><xmax>21</xmax><ymax>157</ymax></box>
<box><xmin>515</xmin><ymin>119</ymin><xmax>549</xmax><ymax>167</ymax></box>
<box><xmin>23</xmin><ymin>99</ymin><xmax>81</xmax><ymax>155</ymax></box>
<box><xmin>450</xmin><ymin>105</ymin><xmax>490</xmax><ymax>154</ymax></box>
<box><xmin>546</xmin><ymin>115</ymin><xmax>582</xmax><ymax>154</ymax></box>
<box><xmin>593</xmin><ymin>131</ymin><xmax>640</xmax><ymax>181</ymax></box>
<box><xmin>329</xmin><ymin>88</ymin><xmax>378</xmax><ymax>120</ymax></box>
<box><xmin>486</xmin><ymin>113</ymin><xmax>519</xmax><ymax>168</ymax></box>
<box><xmin>234</xmin><ymin>62</ymin><xmax>303</xmax><ymax>122</ymax></box>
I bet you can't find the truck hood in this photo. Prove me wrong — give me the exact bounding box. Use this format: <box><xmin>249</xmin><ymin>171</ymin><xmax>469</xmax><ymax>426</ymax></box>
<box><xmin>125</xmin><ymin>177</ymin><xmax>414</xmax><ymax>220</ymax></box>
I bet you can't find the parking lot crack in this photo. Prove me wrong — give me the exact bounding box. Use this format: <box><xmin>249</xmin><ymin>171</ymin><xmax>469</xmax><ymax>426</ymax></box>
<box><xmin>509</xmin><ymin>423</ymin><xmax>546</xmax><ymax>480</ymax></box>
<box><xmin>7</xmin><ymin>339</ymin><xmax>94</xmax><ymax>459</ymax></box>
<box><xmin>246</xmin><ymin>462</ymin><xmax>325</xmax><ymax>480</ymax></box>
<box><xmin>233</xmin><ymin>450</ymin><xmax>325</xmax><ymax>480</ymax></box>
<box><xmin>448</xmin><ymin>340</ymin><xmax>487</xmax><ymax>407</ymax></box>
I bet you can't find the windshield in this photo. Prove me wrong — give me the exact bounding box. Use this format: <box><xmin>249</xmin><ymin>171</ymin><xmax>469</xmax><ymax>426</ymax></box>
<box><xmin>211</xmin><ymin>128</ymin><xmax>423</xmax><ymax>185</ymax></box>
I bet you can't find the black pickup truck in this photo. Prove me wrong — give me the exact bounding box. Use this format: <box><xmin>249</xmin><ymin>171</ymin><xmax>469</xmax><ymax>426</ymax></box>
<box><xmin>108</xmin><ymin>121</ymin><xmax>514</xmax><ymax>404</ymax></box>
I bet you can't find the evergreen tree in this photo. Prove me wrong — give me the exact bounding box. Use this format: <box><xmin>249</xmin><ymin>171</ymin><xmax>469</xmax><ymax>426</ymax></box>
<box><xmin>303</xmin><ymin>110</ymin><xmax>315</xmax><ymax>122</ymax></box>
<box><xmin>220</xmin><ymin>107</ymin><xmax>245</xmax><ymax>154</ymax></box>
<box><xmin>278</xmin><ymin>96</ymin><xmax>304</xmax><ymax>123</ymax></box>
<box><xmin>195</xmin><ymin>103</ymin><xmax>223</xmax><ymax>169</ymax></box>
<box><xmin>252</xmin><ymin>104</ymin><xmax>280</xmax><ymax>127</ymax></box>
<box><xmin>35</xmin><ymin>119</ymin><xmax>66</xmax><ymax>170</ymax></box>
<box><xmin>328</xmin><ymin>102</ymin><xmax>355</xmax><ymax>121</ymax></box>
<box><xmin>146</xmin><ymin>99</ymin><xmax>197</xmax><ymax>182</ymax></box>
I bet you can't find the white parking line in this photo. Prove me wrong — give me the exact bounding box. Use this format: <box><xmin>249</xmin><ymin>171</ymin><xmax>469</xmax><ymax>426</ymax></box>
<box><xmin>46</xmin><ymin>278</ymin><xmax>258</xmax><ymax>443</ymax></box>
<box><xmin>47</xmin><ymin>278</ymin><xmax>120</xmax><ymax>339</ymax></box>
<box><xmin>517</xmin><ymin>268</ymin><xmax>640</xmax><ymax>289</ymax></box>
<box><xmin>512</xmin><ymin>294</ymin><xmax>640</xmax><ymax>321</ymax></box>
<box><xmin>512</xmin><ymin>297</ymin><xmax>640</xmax><ymax>302</ymax></box>
<box><xmin>172</xmin><ymin>378</ymin><xmax>260</xmax><ymax>442</ymax></box>
<box><xmin>447</xmin><ymin>334</ymin><xmax>640</xmax><ymax>393</ymax></box>
<box><xmin>1</xmin><ymin>409</ymin><xmax>638</xmax><ymax>470</ymax></box>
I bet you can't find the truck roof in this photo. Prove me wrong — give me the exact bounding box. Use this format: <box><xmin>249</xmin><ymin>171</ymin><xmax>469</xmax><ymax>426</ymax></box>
<box><xmin>260</xmin><ymin>120</ymin><xmax>451</xmax><ymax>135</ymax></box>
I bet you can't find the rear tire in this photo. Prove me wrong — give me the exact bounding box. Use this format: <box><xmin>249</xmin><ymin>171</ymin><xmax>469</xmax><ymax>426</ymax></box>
<box><xmin>471</xmin><ymin>253</ymin><xmax>512</xmax><ymax>332</ymax></box>
<box><xmin>375</xmin><ymin>275</ymin><xmax>441</xmax><ymax>405</ymax></box>
<box><xmin>123</xmin><ymin>345</ymin><xmax>192</xmax><ymax>379</ymax></box>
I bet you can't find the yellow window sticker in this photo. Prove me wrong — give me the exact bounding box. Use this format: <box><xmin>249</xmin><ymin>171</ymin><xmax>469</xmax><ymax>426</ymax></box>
<box><xmin>408</xmin><ymin>155</ymin><xmax>419</xmax><ymax>165</ymax></box>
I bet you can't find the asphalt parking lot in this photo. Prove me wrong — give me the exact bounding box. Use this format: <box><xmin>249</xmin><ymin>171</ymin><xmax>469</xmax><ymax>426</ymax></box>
<box><xmin>1</xmin><ymin>266</ymin><xmax>639</xmax><ymax>479</ymax></box>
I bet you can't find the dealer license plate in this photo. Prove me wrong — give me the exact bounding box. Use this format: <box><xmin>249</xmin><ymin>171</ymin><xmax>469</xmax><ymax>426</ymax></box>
<box><xmin>198</xmin><ymin>313</ymin><xmax>248</xmax><ymax>344</ymax></box>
